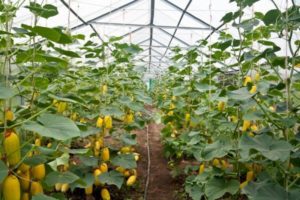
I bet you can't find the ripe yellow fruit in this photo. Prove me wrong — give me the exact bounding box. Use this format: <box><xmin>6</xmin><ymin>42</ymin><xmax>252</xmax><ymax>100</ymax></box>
<box><xmin>217</xmin><ymin>101</ymin><xmax>225</xmax><ymax>112</ymax></box>
<box><xmin>255</xmin><ymin>72</ymin><xmax>260</xmax><ymax>81</ymax></box>
<box><xmin>95</xmin><ymin>141</ymin><xmax>102</xmax><ymax>150</ymax></box>
<box><xmin>80</xmin><ymin>118</ymin><xmax>87</xmax><ymax>123</ymax></box>
<box><xmin>120</xmin><ymin>146</ymin><xmax>132</xmax><ymax>153</ymax></box>
<box><xmin>116</xmin><ymin>166</ymin><xmax>125</xmax><ymax>173</ymax></box>
<box><xmin>96</xmin><ymin>117</ymin><xmax>104</xmax><ymax>128</ymax></box>
<box><xmin>221</xmin><ymin>160</ymin><xmax>229</xmax><ymax>170</ymax></box>
<box><xmin>94</xmin><ymin>149</ymin><xmax>100</xmax><ymax>156</ymax></box>
<box><xmin>230</xmin><ymin>115</ymin><xmax>238</xmax><ymax>123</ymax></box>
<box><xmin>242</xmin><ymin>120</ymin><xmax>251</xmax><ymax>131</ymax></box>
<box><xmin>243</xmin><ymin>76</ymin><xmax>252</xmax><ymax>86</ymax></box>
<box><xmin>199</xmin><ymin>164</ymin><xmax>205</xmax><ymax>175</ymax></box>
<box><xmin>101</xmin><ymin>84</ymin><xmax>108</xmax><ymax>95</ymax></box>
<box><xmin>240</xmin><ymin>180</ymin><xmax>248</xmax><ymax>189</ymax></box>
<box><xmin>3</xmin><ymin>175</ymin><xmax>21</xmax><ymax>200</ymax></box>
<box><xmin>31</xmin><ymin>164</ymin><xmax>46</xmax><ymax>180</ymax></box>
<box><xmin>249</xmin><ymin>85</ymin><xmax>257</xmax><ymax>94</ymax></box>
<box><xmin>185</xmin><ymin>113</ymin><xmax>191</xmax><ymax>125</ymax></box>
<box><xmin>101</xmin><ymin>147</ymin><xmax>110</xmax><ymax>162</ymax></box>
<box><xmin>57</xmin><ymin>102</ymin><xmax>67</xmax><ymax>113</ymax></box>
<box><xmin>47</xmin><ymin>143</ymin><xmax>52</xmax><ymax>148</ymax></box>
<box><xmin>35</xmin><ymin>138</ymin><xmax>41</xmax><ymax>146</ymax></box>
<box><xmin>30</xmin><ymin>181</ymin><xmax>43</xmax><ymax>195</ymax></box>
<box><xmin>70</xmin><ymin>112</ymin><xmax>78</xmax><ymax>121</ymax></box>
<box><xmin>21</xmin><ymin>192</ymin><xmax>30</xmax><ymax>200</ymax></box>
<box><xmin>94</xmin><ymin>169</ymin><xmax>102</xmax><ymax>186</ymax></box>
<box><xmin>169</xmin><ymin>103</ymin><xmax>175</xmax><ymax>110</ymax></box>
<box><xmin>269</xmin><ymin>106</ymin><xmax>276</xmax><ymax>112</ymax></box>
<box><xmin>250</xmin><ymin>124</ymin><xmax>258</xmax><ymax>132</ymax></box>
<box><xmin>20</xmin><ymin>170</ymin><xmax>31</xmax><ymax>191</ymax></box>
<box><xmin>171</xmin><ymin>96</ymin><xmax>176</xmax><ymax>101</ymax></box>
<box><xmin>123</xmin><ymin>170</ymin><xmax>131</xmax><ymax>177</ymax></box>
<box><xmin>212</xmin><ymin>159</ymin><xmax>220</xmax><ymax>167</ymax></box>
<box><xmin>133</xmin><ymin>153</ymin><xmax>140</xmax><ymax>161</ymax></box>
<box><xmin>19</xmin><ymin>163</ymin><xmax>30</xmax><ymax>173</ymax></box>
<box><xmin>124</xmin><ymin>113</ymin><xmax>134</xmax><ymax>124</ymax></box>
<box><xmin>5</xmin><ymin>109</ymin><xmax>14</xmax><ymax>121</ymax></box>
<box><xmin>4</xmin><ymin>130</ymin><xmax>21</xmax><ymax>166</ymax></box>
<box><xmin>167</xmin><ymin>111</ymin><xmax>174</xmax><ymax>116</ymax></box>
<box><xmin>126</xmin><ymin>175</ymin><xmax>137</xmax><ymax>186</ymax></box>
<box><xmin>248</xmin><ymin>132</ymin><xmax>255</xmax><ymax>137</ymax></box>
<box><xmin>104</xmin><ymin>116</ymin><xmax>112</xmax><ymax>129</ymax></box>
<box><xmin>61</xmin><ymin>183</ymin><xmax>69</xmax><ymax>192</ymax></box>
<box><xmin>55</xmin><ymin>183</ymin><xmax>63</xmax><ymax>191</ymax></box>
<box><xmin>246</xmin><ymin>171</ymin><xmax>254</xmax><ymax>182</ymax></box>
<box><xmin>131</xmin><ymin>169</ymin><xmax>137</xmax><ymax>176</ymax></box>
<box><xmin>101</xmin><ymin>188</ymin><xmax>111</xmax><ymax>200</ymax></box>
<box><xmin>99</xmin><ymin>163</ymin><xmax>108</xmax><ymax>172</ymax></box>
<box><xmin>85</xmin><ymin>185</ymin><xmax>93</xmax><ymax>195</ymax></box>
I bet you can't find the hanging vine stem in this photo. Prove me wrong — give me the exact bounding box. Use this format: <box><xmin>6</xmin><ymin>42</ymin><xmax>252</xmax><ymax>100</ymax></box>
<box><xmin>3</xmin><ymin>0</ymin><xmax>14</xmax><ymax>132</ymax></box>
<box><xmin>284</xmin><ymin>0</ymin><xmax>291</xmax><ymax>193</ymax></box>
<box><xmin>208</xmin><ymin>0</ymin><xmax>212</xmax><ymax>113</ymax></box>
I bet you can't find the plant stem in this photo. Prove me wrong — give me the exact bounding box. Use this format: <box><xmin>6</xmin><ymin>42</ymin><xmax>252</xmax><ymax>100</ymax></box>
<box><xmin>7</xmin><ymin>104</ymin><xmax>53</xmax><ymax>129</ymax></box>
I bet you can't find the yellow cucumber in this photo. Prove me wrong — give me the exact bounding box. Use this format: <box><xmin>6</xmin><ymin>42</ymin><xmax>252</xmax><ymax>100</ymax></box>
<box><xmin>4</xmin><ymin>130</ymin><xmax>21</xmax><ymax>166</ymax></box>
<box><xmin>3</xmin><ymin>175</ymin><xmax>21</xmax><ymax>200</ymax></box>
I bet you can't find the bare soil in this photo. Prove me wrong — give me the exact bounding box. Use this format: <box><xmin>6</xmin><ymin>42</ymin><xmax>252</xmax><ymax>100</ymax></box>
<box><xmin>130</xmin><ymin>121</ymin><xmax>182</xmax><ymax>200</ymax></box>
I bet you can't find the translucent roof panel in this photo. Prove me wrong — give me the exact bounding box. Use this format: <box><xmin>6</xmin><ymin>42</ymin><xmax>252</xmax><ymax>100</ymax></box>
<box><xmin>11</xmin><ymin>0</ymin><xmax>298</xmax><ymax>77</ymax></box>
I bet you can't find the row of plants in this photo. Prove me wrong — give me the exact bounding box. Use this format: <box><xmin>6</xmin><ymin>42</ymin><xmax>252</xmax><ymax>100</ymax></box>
<box><xmin>0</xmin><ymin>1</ymin><xmax>152</xmax><ymax>200</ymax></box>
<box><xmin>152</xmin><ymin>0</ymin><xmax>300</xmax><ymax>199</ymax></box>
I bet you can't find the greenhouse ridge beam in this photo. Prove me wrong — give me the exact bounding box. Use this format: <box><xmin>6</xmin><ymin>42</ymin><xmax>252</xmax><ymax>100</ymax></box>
<box><xmin>71</xmin><ymin>0</ymin><xmax>141</xmax><ymax>31</ymax></box>
<box><xmin>162</xmin><ymin>0</ymin><xmax>216</xmax><ymax>30</ymax></box>
<box><xmin>149</xmin><ymin>0</ymin><xmax>155</xmax><ymax>69</ymax></box>
<box><xmin>160</xmin><ymin>0</ymin><xmax>192</xmax><ymax>61</ymax></box>
<box><xmin>121</xmin><ymin>27</ymin><xmax>144</xmax><ymax>38</ymax></box>
<box><xmin>91</xmin><ymin>22</ymin><xmax>211</xmax><ymax>30</ymax></box>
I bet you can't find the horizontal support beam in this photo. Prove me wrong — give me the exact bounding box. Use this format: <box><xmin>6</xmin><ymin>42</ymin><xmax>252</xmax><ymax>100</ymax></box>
<box><xmin>71</xmin><ymin>0</ymin><xmax>141</xmax><ymax>31</ymax></box>
<box><xmin>162</xmin><ymin>0</ymin><xmax>216</xmax><ymax>30</ymax></box>
<box><xmin>91</xmin><ymin>21</ymin><xmax>211</xmax><ymax>30</ymax></box>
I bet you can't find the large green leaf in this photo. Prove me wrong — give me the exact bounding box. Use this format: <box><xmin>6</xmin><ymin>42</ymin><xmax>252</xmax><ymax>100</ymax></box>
<box><xmin>134</xmin><ymin>91</ymin><xmax>152</xmax><ymax>104</ymax></box>
<box><xmin>45</xmin><ymin>171</ymin><xmax>79</xmax><ymax>186</ymax></box>
<box><xmin>173</xmin><ymin>86</ymin><xmax>188</xmax><ymax>96</ymax></box>
<box><xmin>26</xmin><ymin>2</ymin><xmax>58</xmax><ymax>19</ymax></box>
<box><xmin>32</xmin><ymin>26</ymin><xmax>61</xmax><ymax>42</ymax></box>
<box><xmin>185</xmin><ymin>184</ymin><xmax>204</xmax><ymax>200</ymax></box>
<box><xmin>195</xmin><ymin>138</ymin><xmax>233</xmax><ymax>161</ymax></box>
<box><xmin>195</xmin><ymin>83</ymin><xmax>217</xmax><ymax>92</ymax></box>
<box><xmin>120</xmin><ymin>133</ymin><xmax>137</xmax><ymax>145</ymax></box>
<box><xmin>22</xmin><ymin>113</ymin><xmax>81</xmax><ymax>141</ymax></box>
<box><xmin>98</xmin><ymin>171</ymin><xmax>124</xmax><ymax>189</ymax></box>
<box><xmin>111</xmin><ymin>154</ymin><xmax>137</xmax><ymax>169</ymax></box>
<box><xmin>239</xmin><ymin>134</ymin><xmax>293</xmax><ymax>162</ymax></box>
<box><xmin>0</xmin><ymin>160</ymin><xmax>8</xmax><ymax>183</ymax></box>
<box><xmin>228</xmin><ymin>87</ymin><xmax>254</xmax><ymax>100</ymax></box>
<box><xmin>205</xmin><ymin>177</ymin><xmax>239</xmax><ymax>200</ymax></box>
<box><xmin>243</xmin><ymin>180</ymin><xmax>292</xmax><ymax>200</ymax></box>
<box><xmin>263</xmin><ymin>9</ymin><xmax>282</xmax><ymax>25</ymax></box>
<box><xmin>0</xmin><ymin>83</ymin><xmax>14</xmax><ymax>99</ymax></box>
<box><xmin>54</xmin><ymin>47</ymin><xmax>80</xmax><ymax>58</ymax></box>
<box><xmin>100</xmin><ymin>106</ymin><xmax>124</xmax><ymax>117</ymax></box>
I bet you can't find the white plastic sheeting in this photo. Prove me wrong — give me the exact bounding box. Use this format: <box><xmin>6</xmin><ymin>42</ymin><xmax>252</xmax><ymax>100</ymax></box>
<box><xmin>11</xmin><ymin>0</ymin><xmax>298</xmax><ymax>77</ymax></box>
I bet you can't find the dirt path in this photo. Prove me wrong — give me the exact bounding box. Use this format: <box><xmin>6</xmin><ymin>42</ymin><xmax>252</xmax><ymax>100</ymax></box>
<box><xmin>131</xmin><ymin>122</ymin><xmax>180</xmax><ymax>200</ymax></box>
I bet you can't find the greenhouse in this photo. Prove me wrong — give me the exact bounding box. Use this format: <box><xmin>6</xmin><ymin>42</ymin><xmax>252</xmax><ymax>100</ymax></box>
<box><xmin>0</xmin><ymin>0</ymin><xmax>300</xmax><ymax>200</ymax></box>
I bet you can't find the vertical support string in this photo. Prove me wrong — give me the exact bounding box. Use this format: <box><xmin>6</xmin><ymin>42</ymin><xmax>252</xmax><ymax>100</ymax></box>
<box><xmin>208</xmin><ymin>0</ymin><xmax>212</xmax><ymax>113</ymax></box>
<box><xmin>67</xmin><ymin>0</ymin><xmax>71</xmax><ymax>32</ymax></box>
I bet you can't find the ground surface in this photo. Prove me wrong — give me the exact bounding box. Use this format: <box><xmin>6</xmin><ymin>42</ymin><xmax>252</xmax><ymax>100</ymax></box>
<box><xmin>130</xmin><ymin>121</ymin><xmax>181</xmax><ymax>200</ymax></box>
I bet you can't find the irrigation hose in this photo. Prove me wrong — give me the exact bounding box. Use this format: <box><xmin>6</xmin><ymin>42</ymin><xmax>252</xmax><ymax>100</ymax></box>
<box><xmin>144</xmin><ymin>124</ymin><xmax>151</xmax><ymax>200</ymax></box>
